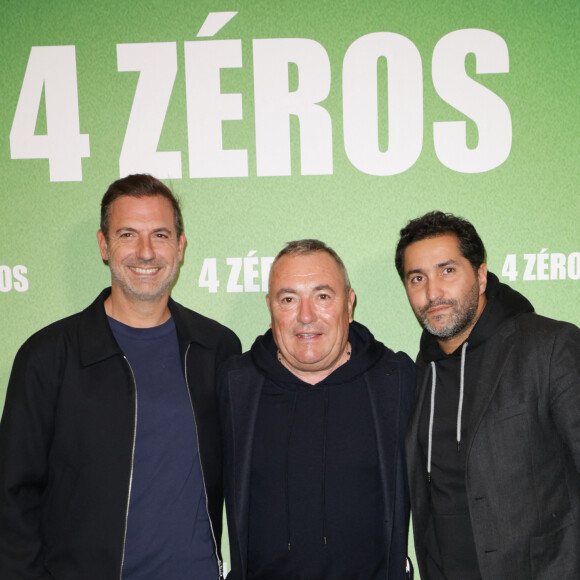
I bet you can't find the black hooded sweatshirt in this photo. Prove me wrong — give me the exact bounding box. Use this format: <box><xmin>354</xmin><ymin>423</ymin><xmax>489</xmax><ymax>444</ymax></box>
<box><xmin>416</xmin><ymin>272</ymin><xmax>534</xmax><ymax>580</ymax></box>
<box><xmin>247</xmin><ymin>321</ymin><xmax>391</xmax><ymax>580</ymax></box>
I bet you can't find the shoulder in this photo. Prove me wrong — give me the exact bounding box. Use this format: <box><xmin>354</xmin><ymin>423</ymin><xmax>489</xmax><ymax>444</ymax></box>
<box><xmin>170</xmin><ymin>298</ymin><xmax>233</xmax><ymax>336</ymax></box>
<box><xmin>362</xmin><ymin>347</ymin><xmax>416</xmax><ymax>423</ymax></box>
<box><xmin>216</xmin><ymin>351</ymin><xmax>263</xmax><ymax>404</ymax></box>
<box><xmin>7</xmin><ymin>307</ymin><xmax>94</xmax><ymax>400</ymax></box>
<box><xmin>351</xmin><ymin>321</ymin><xmax>416</xmax><ymax>373</ymax></box>
<box><xmin>169</xmin><ymin>299</ymin><xmax>241</xmax><ymax>351</ymax></box>
<box><xmin>367</xmin><ymin>345</ymin><xmax>417</xmax><ymax>398</ymax></box>
<box><xmin>218</xmin><ymin>350</ymin><xmax>258</xmax><ymax>378</ymax></box>
<box><xmin>376</xmin><ymin>345</ymin><xmax>417</xmax><ymax>376</ymax></box>
<box><xmin>516</xmin><ymin>312</ymin><xmax>578</xmax><ymax>333</ymax></box>
<box><xmin>15</xmin><ymin>309</ymin><xmax>86</xmax><ymax>362</ymax></box>
<box><xmin>511</xmin><ymin>312</ymin><xmax>580</xmax><ymax>347</ymax></box>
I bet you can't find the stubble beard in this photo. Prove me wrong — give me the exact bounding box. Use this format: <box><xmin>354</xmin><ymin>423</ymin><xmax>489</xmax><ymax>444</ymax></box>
<box><xmin>110</xmin><ymin>259</ymin><xmax>178</xmax><ymax>302</ymax></box>
<box><xmin>416</xmin><ymin>280</ymin><xmax>480</xmax><ymax>340</ymax></box>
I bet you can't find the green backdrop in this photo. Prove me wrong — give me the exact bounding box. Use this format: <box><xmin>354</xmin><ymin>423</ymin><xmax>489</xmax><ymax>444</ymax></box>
<box><xmin>2</xmin><ymin>0</ymin><xmax>579</xmax><ymax>574</ymax></box>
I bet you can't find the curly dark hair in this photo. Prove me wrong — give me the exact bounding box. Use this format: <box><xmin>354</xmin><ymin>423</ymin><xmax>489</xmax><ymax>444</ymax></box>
<box><xmin>395</xmin><ymin>211</ymin><xmax>486</xmax><ymax>280</ymax></box>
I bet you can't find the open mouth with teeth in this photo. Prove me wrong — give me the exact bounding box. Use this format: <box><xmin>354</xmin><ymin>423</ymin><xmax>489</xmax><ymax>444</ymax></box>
<box><xmin>130</xmin><ymin>266</ymin><xmax>161</xmax><ymax>275</ymax></box>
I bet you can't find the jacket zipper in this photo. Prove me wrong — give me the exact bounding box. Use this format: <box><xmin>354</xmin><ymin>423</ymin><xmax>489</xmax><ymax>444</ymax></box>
<box><xmin>184</xmin><ymin>343</ymin><xmax>223</xmax><ymax>580</ymax></box>
<box><xmin>119</xmin><ymin>355</ymin><xmax>138</xmax><ymax>580</ymax></box>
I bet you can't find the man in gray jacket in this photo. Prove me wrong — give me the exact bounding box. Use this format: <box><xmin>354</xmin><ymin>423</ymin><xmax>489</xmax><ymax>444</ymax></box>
<box><xmin>395</xmin><ymin>211</ymin><xmax>580</xmax><ymax>580</ymax></box>
<box><xmin>0</xmin><ymin>174</ymin><xmax>240</xmax><ymax>579</ymax></box>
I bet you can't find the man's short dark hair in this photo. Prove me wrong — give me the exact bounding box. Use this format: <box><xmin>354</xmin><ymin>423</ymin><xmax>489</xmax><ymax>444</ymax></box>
<box><xmin>100</xmin><ymin>174</ymin><xmax>184</xmax><ymax>240</ymax></box>
<box><xmin>271</xmin><ymin>239</ymin><xmax>351</xmax><ymax>292</ymax></box>
<box><xmin>395</xmin><ymin>211</ymin><xmax>486</xmax><ymax>280</ymax></box>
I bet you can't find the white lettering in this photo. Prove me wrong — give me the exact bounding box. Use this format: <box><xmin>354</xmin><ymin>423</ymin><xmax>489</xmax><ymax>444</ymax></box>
<box><xmin>568</xmin><ymin>253</ymin><xmax>580</xmax><ymax>280</ymax></box>
<box><xmin>117</xmin><ymin>42</ymin><xmax>181</xmax><ymax>179</ymax></box>
<box><xmin>536</xmin><ymin>248</ymin><xmax>549</xmax><ymax>281</ymax></box>
<box><xmin>226</xmin><ymin>257</ymin><xmax>243</xmax><ymax>292</ymax></box>
<box><xmin>197</xmin><ymin>12</ymin><xmax>238</xmax><ymax>38</ymax></box>
<box><xmin>10</xmin><ymin>46</ymin><xmax>90</xmax><ymax>181</ymax></box>
<box><xmin>501</xmin><ymin>254</ymin><xmax>518</xmax><ymax>282</ymax></box>
<box><xmin>0</xmin><ymin>266</ymin><xmax>12</xmax><ymax>292</ymax></box>
<box><xmin>432</xmin><ymin>29</ymin><xmax>511</xmax><ymax>173</ymax></box>
<box><xmin>343</xmin><ymin>32</ymin><xmax>423</xmax><ymax>176</ymax></box>
<box><xmin>185</xmin><ymin>39</ymin><xmax>247</xmax><ymax>178</ymax></box>
<box><xmin>550</xmin><ymin>253</ymin><xmax>566</xmax><ymax>280</ymax></box>
<box><xmin>12</xmin><ymin>265</ymin><xmax>29</xmax><ymax>292</ymax></box>
<box><xmin>243</xmin><ymin>251</ymin><xmax>260</xmax><ymax>292</ymax></box>
<box><xmin>198</xmin><ymin>258</ymin><xmax>219</xmax><ymax>293</ymax></box>
<box><xmin>261</xmin><ymin>256</ymin><xmax>275</xmax><ymax>292</ymax></box>
<box><xmin>523</xmin><ymin>254</ymin><xmax>536</xmax><ymax>281</ymax></box>
<box><xmin>253</xmin><ymin>38</ymin><xmax>332</xmax><ymax>176</ymax></box>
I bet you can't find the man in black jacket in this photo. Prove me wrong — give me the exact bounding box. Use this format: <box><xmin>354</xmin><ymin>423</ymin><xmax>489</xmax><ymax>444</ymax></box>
<box><xmin>395</xmin><ymin>211</ymin><xmax>580</xmax><ymax>580</ymax></box>
<box><xmin>0</xmin><ymin>174</ymin><xmax>241</xmax><ymax>580</ymax></box>
<box><xmin>219</xmin><ymin>239</ymin><xmax>415</xmax><ymax>579</ymax></box>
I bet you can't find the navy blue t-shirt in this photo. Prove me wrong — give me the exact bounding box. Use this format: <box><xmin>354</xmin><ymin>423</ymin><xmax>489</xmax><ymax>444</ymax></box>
<box><xmin>109</xmin><ymin>316</ymin><xmax>217</xmax><ymax>580</ymax></box>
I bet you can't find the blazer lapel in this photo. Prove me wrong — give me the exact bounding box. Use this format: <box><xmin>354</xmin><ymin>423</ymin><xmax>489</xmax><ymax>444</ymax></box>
<box><xmin>464</xmin><ymin>319</ymin><xmax>517</xmax><ymax>459</ymax></box>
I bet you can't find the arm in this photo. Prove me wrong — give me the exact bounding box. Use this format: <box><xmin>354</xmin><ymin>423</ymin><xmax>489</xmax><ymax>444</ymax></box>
<box><xmin>0</xmin><ymin>337</ymin><xmax>58</xmax><ymax>579</ymax></box>
<box><xmin>390</xmin><ymin>354</ymin><xmax>417</xmax><ymax>580</ymax></box>
<box><xmin>549</xmin><ymin>323</ymin><xmax>580</xmax><ymax>473</ymax></box>
<box><xmin>215</xmin><ymin>328</ymin><xmax>242</xmax><ymax>368</ymax></box>
<box><xmin>216</xmin><ymin>361</ymin><xmax>242</xmax><ymax>580</ymax></box>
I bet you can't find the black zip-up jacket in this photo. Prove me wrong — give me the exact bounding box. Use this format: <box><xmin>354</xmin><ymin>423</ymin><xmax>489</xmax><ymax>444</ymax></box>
<box><xmin>0</xmin><ymin>288</ymin><xmax>241</xmax><ymax>580</ymax></box>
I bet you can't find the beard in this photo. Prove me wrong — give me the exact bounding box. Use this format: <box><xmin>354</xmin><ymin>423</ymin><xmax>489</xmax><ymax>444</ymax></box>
<box><xmin>416</xmin><ymin>279</ymin><xmax>480</xmax><ymax>340</ymax></box>
<box><xmin>109</xmin><ymin>258</ymin><xmax>179</xmax><ymax>302</ymax></box>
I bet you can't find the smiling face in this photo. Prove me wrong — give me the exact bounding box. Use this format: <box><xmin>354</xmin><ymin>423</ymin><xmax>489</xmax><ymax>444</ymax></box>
<box><xmin>402</xmin><ymin>233</ymin><xmax>487</xmax><ymax>353</ymax></box>
<box><xmin>266</xmin><ymin>251</ymin><xmax>355</xmax><ymax>384</ymax></box>
<box><xmin>97</xmin><ymin>195</ymin><xmax>185</xmax><ymax>307</ymax></box>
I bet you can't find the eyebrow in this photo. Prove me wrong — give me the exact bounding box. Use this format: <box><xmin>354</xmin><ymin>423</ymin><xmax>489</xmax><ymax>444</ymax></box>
<box><xmin>114</xmin><ymin>226</ymin><xmax>173</xmax><ymax>235</ymax></box>
<box><xmin>313</xmin><ymin>284</ymin><xmax>334</xmax><ymax>293</ymax></box>
<box><xmin>405</xmin><ymin>259</ymin><xmax>460</xmax><ymax>279</ymax></box>
<box><xmin>275</xmin><ymin>288</ymin><xmax>297</xmax><ymax>297</ymax></box>
<box><xmin>435</xmin><ymin>259</ymin><xmax>460</xmax><ymax>269</ymax></box>
<box><xmin>275</xmin><ymin>284</ymin><xmax>335</xmax><ymax>298</ymax></box>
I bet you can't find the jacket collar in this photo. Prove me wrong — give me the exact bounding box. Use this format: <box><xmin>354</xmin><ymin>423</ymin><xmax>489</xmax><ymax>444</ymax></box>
<box><xmin>78</xmin><ymin>288</ymin><xmax>206</xmax><ymax>367</ymax></box>
<box><xmin>78</xmin><ymin>288</ymin><xmax>121</xmax><ymax>367</ymax></box>
<box><xmin>463</xmin><ymin>317</ymin><xmax>518</xmax><ymax>458</ymax></box>
<box><xmin>167</xmin><ymin>295</ymin><xmax>213</xmax><ymax>349</ymax></box>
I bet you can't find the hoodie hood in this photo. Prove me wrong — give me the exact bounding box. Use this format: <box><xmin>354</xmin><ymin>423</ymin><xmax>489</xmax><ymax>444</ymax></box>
<box><xmin>419</xmin><ymin>271</ymin><xmax>534</xmax><ymax>363</ymax></box>
<box><xmin>418</xmin><ymin>272</ymin><xmax>535</xmax><ymax>483</ymax></box>
<box><xmin>250</xmin><ymin>320</ymin><xmax>385</xmax><ymax>387</ymax></box>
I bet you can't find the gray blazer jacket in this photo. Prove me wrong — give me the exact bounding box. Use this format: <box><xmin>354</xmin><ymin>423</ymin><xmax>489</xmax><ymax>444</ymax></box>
<box><xmin>407</xmin><ymin>313</ymin><xmax>580</xmax><ymax>579</ymax></box>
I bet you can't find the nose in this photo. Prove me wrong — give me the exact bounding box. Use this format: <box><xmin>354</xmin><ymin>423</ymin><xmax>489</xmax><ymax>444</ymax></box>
<box><xmin>297</xmin><ymin>298</ymin><xmax>315</xmax><ymax>324</ymax></box>
<box><xmin>426</xmin><ymin>278</ymin><xmax>443</xmax><ymax>302</ymax></box>
<box><xmin>136</xmin><ymin>236</ymin><xmax>154</xmax><ymax>260</ymax></box>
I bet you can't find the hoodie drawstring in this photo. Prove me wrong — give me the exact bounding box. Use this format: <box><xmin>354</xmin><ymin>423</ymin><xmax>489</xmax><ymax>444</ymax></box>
<box><xmin>457</xmin><ymin>342</ymin><xmax>468</xmax><ymax>453</ymax></box>
<box><xmin>427</xmin><ymin>361</ymin><xmax>436</xmax><ymax>484</ymax></box>
<box><xmin>427</xmin><ymin>341</ymin><xmax>468</xmax><ymax>484</ymax></box>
